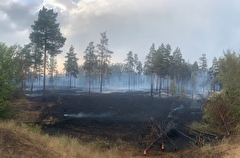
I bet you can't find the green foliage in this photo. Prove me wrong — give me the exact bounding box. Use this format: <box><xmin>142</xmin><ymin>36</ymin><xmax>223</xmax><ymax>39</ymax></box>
<box><xmin>199</xmin><ymin>54</ymin><xmax>208</xmax><ymax>71</ymax></box>
<box><xmin>0</xmin><ymin>43</ymin><xmax>21</xmax><ymax>119</ymax></box>
<box><xmin>196</xmin><ymin>50</ymin><xmax>240</xmax><ymax>136</ymax></box>
<box><xmin>144</xmin><ymin>43</ymin><xmax>156</xmax><ymax>76</ymax></box>
<box><xmin>65</xmin><ymin>45</ymin><xmax>79</xmax><ymax>78</ymax></box>
<box><xmin>96</xmin><ymin>32</ymin><xmax>113</xmax><ymax>92</ymax></box>
<box><xmin>64</xmin><ymin>45</ymin><xmax>79</xmax><ymax>89</ymax></box>
<box><xmin>202</xmin><ymin>90</ymin><xmax>240</xmax><ymax>135</ymax></box>
<box><xmin>0</xmin><ymin>100</ymin><xmax>13</xmax><ymax>119</ymax></box>
<box><xmin>154</xmin><ymin>43</ymin><xmax>169</xmax><ymax>77</ymax></box>
<box><xmin>144</xmin><ymin>44</ymin><xmax>156</xmax><ymax>96</ymax></box>
<box><xmin>30</xmin><ymin>7</ymin><xmax>66</xmax><ymax>56</ymax></box>
<box><xmin>83</xmin><ymin>42</ymin><xmax>97</xmax><ymax>75</ymax></box>
<box><xmin>125</xmin><ymin>51</ymin><xmax>134</xmax><ymax>72</ymax></box>
<box><xmin>208</xmin><ymin>57</ymin><xmax>220</xmax><ymax>91</ymax></box>
<box><xmin>83</xmin><ymin>41</ymin><xmax>97</xmax><ymax>93</ymax></box>
<box><xmin>218</xmin><ymin>50</ymin><xmax>240</xmax><ymax>90</ymax></box>
<box><xmin>172</xmin><ymin>47</ymin><xmax>183</xmax><ymax>79</ymax></box>
<box><xmin>125</xmin><ymin>51</ymin><xmax>134</xmax><ymax>90</ymax></box>
<box><xmin>192</xmin><ymin>61</ymin><xmax>199</xmax><ymax>73</ymax></box>
<box><xmin>30</xmin><ymin>6</ymin><xmax>66</xmax><ymax>97</ymax></box>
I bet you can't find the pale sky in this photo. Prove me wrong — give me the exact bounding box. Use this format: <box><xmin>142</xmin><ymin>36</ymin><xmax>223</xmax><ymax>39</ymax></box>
<box><xmin>0</xmin><ymin>0</ymin><xmax>240</xmax><ymax>72</ymax></box>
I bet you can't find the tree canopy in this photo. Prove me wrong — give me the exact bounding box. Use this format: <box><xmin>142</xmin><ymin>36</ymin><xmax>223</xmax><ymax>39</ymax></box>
<box><xmin>29</xmin><ymin>6</ymin><xmax>66</xmax><ymax>98</ymax></box>
<box><xmin>0</xmin><ymin>43</ymin><xmax>22</xmax><ymax>118</ymax></box>
<box><xmin>83</xmin><ymin>41</ymin><xmax>97</xmax><ymax>93</ymax></box>
<box><xmin>64</xmin><ymin>45</ymin><xmax>79</xmax><ymax>88</ymax></box>
<box><xmin>96</xmin><ymin>32</ymin><xmax>113</xmax><ymax>92</ymax></box>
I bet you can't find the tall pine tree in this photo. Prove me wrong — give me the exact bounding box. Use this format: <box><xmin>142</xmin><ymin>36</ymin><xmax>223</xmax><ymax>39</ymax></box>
<box><xmin>29</xmin><ymin>7</ymin><xmax>66</xmax><ymax>99</ymax></box>
<box><xmin>144</xmin><ymin>43</ymin><xmax>156</xmax><ymax>96</ymax></box>
<box><xmin>64</xmin><ymin>45</ymin><xmax>79</xmax><ymax>89</ymax></box>
<box><xmin>83</xmin><ymin>41</ymin><xmax>97</xmax><ymax>93</ymax></box>
<box><xmin>125</xmin><ymin>51</ymin><xmax>134</xmax><ymax>90</ymax></box>
<box><xmin>96</xmin><ymin>32</ymin><xmax>113</xmax><ymax>92</ymax></box>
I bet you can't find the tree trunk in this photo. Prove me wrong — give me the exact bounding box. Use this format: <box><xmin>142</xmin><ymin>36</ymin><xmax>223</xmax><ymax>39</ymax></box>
<box><xmin>167</xmin><ymin>75</ymin><xmax>169</xmax><ymax>96</ymax></box>
<box><xmin>100</xmin><ymin>73</ymin><xmax>103</xmax><ymax>92</ymax></box>
<box><xmin>43</xmin><ymin>43</ymin><xmax>46</xmax><ymax>100</ymax></box>
<box><xmin>177</xmin><ymin>74</ymin><xmax>179</xmax><ymax>94</ymax></box>
<box><xmin>88</xmin><ymin>76</ymin><xmax>91</xmax><ymax>93</ymax></box>
<box><xmin>128</xmin><ymin>71</ymin><xmax>130</xmax><ymax>90</ymax></box>
<box><xmin>159</xmin><ymin>77</ymin><xmax>162</xmax><ymax>97</ymax></box>
<box><xmin>150</xmin><ymin>74</ymin><xmax>154</xmax><ymax>97</ymax></box>
<box><xmin>70</xmin><ymin>74</ymin><xmax>72</xmax><ymax>89</ymax></box>
<box><xmin>156</xmin><ymin>76</ymin><xmax>159</xmax><ymax>92</ymax></box>
<box><xmin>31</xmin><ymin>71</ymin><xmax>34</xmax><ymax>92</ymax></box>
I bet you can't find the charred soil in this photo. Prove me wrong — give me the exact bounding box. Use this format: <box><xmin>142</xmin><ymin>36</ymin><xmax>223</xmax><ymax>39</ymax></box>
<box><xmin>3</xmin><ymin>88</ymin><xmax>211</xmax><ymax>157</ymax></box>
<box><xmin>34</xmin><ymin>89</ymin><xmax>203</xmax><ymax>152</ymax></box>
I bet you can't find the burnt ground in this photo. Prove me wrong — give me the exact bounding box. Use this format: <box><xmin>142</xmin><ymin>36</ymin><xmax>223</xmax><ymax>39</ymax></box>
<box><xmin>27</xmin><ymin>88</ymin><xmax>204</xmax><ymax>153</ymax></box>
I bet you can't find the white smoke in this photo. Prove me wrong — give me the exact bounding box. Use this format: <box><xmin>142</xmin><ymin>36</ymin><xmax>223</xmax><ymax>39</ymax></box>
<box><xmin>168</xmin><ymin>104</ymin><xmax>185</xmax><ymax>118</ymax></box>
<box><xmin>64</xmin><ymin>112</ymin><xmax>114</xmax><ymax>118</ymax></box>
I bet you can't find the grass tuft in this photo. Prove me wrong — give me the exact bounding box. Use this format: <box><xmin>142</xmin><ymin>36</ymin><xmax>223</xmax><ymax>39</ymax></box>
<box><xmin>0</xmin><ymin>120</ymin><xmax>139</xmax><ymax>158</ymax></box>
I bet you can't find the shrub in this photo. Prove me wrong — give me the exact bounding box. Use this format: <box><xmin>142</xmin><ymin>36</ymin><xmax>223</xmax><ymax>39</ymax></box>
<box><xmin>0</xmin><ymin>43</ymin><xmax>22</xmax><ymax>119</ymax></box>
<box><xmin>202</xmin><ymin>90</ymin><xmax>240</xmax><ymax>135</ymax></box>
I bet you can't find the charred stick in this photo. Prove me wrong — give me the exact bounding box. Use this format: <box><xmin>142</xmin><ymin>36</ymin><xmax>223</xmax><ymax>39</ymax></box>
<box><xmin>177</xmin><ymin>130</ymin><xmax>196</xmax><ymax>143</ymax></box>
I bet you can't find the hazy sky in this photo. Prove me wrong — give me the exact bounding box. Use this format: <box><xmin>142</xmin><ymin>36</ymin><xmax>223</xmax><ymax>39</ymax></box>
<box><xmin>0</xmin><ymin>0</ymin><xmax>240</xmax><ymax>72</ymax></box>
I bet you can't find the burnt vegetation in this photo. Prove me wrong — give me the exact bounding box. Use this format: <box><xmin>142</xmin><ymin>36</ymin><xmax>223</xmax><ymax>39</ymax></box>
<box><xmin>1</xmin><ymin>6</ymin><xmax>240</xmax><ymax>157</ymax></box>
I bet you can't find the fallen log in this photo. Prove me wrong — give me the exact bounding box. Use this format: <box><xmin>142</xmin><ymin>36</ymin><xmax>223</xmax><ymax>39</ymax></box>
<box><xmin>143</xmin><ymin>132</ymin><xmax>165</xmax><ymax>155</ymax></box>
<box><xmin>143</xmin><ymin>128</ymin><xmax>170</xmax><ymax>155</ymax></box>
<box><xmin>177</xmin><ymin>129</ymin><xmax>196</xmax><ymax>143</ymax></box>
<box><xmin>143</xmin><ymin>128</ymin><xmax>178</xmax><ymax>155</ymax></box>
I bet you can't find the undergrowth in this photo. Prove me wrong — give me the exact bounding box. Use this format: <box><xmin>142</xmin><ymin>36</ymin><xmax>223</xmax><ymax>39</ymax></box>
<box><xmin>0</xmin><ymin>120</ymin><xmax>138</xmax><ymax>158</ymax></box>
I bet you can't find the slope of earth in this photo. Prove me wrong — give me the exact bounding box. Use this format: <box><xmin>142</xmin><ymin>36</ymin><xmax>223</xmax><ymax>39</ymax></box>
<box><xmin>0</xmin><ymin>122</ymin><xmax>60</xmax><ymax>158</ymax></box>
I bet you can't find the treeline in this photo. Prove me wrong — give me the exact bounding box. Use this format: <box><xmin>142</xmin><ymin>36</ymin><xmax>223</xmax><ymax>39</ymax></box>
<box><xmin>1</xmin><ymin>7</ymin><xmax>221</xmax><ymax>98</ymax></box>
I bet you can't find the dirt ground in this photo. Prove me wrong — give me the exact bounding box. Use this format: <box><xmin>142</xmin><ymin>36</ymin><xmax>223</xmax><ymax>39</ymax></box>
<box><xmin>1</xmin><ymin>88</ymin><xmax>240</xmax><ymax>157</ymax></box>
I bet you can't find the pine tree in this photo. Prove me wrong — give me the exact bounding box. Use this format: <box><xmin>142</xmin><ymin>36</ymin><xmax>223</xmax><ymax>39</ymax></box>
<box><xmin>199</xmin><ymin>54</ymin><xmax>208</xmax><ymax>93</ymax></box>
<box><xmin>125</xmin><ymin>51</ymin><xmax>134</xmax><ymax>90</ymax></box>
<box><xmin>17</xmin><ymin>44</ymin><xmax>33</xmax><ymax>91</ymax></box>
<box><xmin>29</xmin><ymin>7</ymin><xmax>66</xmax><ymax>99</ymax></box>
<box><xmin>83</xmin><ymin>41</ymin><xmax>97</xmax><ymax>93</ymax></box>
<box><xmin>209</xmin><ymin>57</ymin><xmax>219</xmax><ymax>91</ymax></box>
<box><xmin>172</xmin><ymin>47</ymin><xmax>183</xmax><ymax>94</ymax></box>
<box><xmin>64</xmin><ymin>45</ymin><xmax>79</xmax><ymax>89</ymax></box>
<box><xmin>144</xmin><ymin>43</ymin><xmax>156</xmax><ymax>96</ymax></box>
<box><xmin>134</xmin><ymin>53</ymin><xmax>143</xmax><ymax>88</ymax></box>
<box><xmin>96</xmin><ymin>32</ymin><xmax>113</xmax><ymax>92</ymax></box>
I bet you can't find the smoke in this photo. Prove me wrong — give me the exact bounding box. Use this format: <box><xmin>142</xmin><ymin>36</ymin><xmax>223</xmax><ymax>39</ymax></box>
<box><xmin>168</xmin><ymin>104</ymin><xmax>185</xmax><ymax>118</ymax></box>
<box><xmin>63</xmin><ymin>112</ymin><xmax>114</xmax><ymax>118</ymax></box>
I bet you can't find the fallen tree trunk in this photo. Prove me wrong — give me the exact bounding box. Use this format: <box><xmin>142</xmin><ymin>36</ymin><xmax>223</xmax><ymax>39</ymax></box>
<box><xmin>143</xmin><ymin>129</ymin><xmax>168</xmax><ymax>155</ymax></box>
